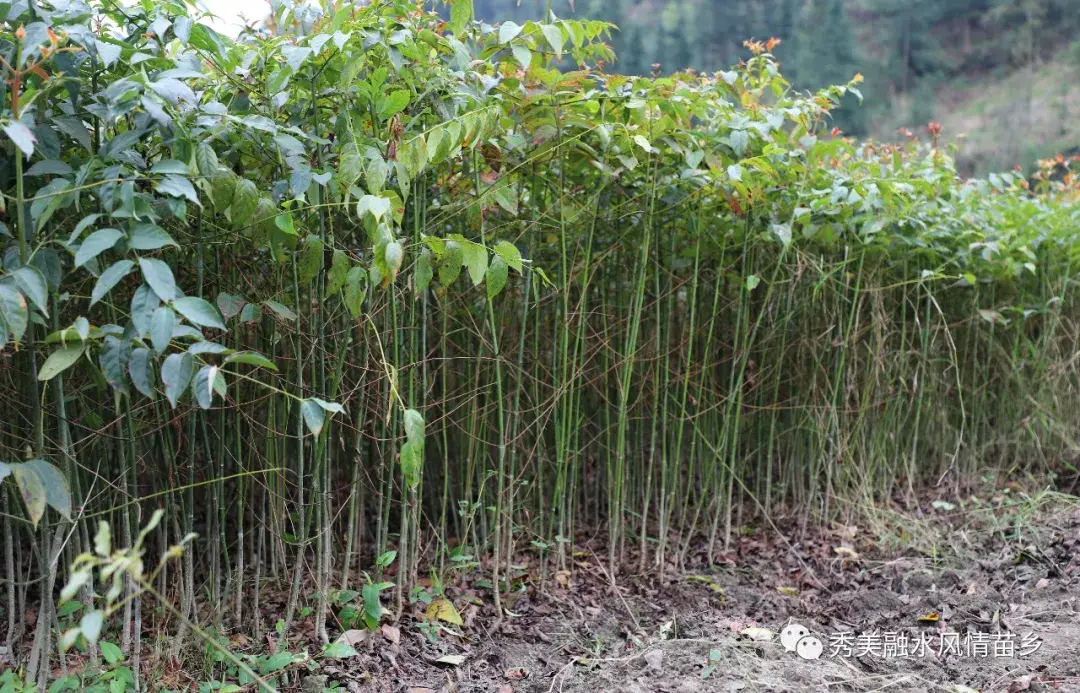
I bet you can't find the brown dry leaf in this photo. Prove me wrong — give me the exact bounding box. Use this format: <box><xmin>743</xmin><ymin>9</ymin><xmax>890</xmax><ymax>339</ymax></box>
<box><xmin>1034</xmin><ymin>577</ymin><xmax>1050</xmax><ymax>589</ymax></box>
<box><xmin>504</xmin><ymin>667</ymin><xmax>527</xmax><ymax>680</ymax></box>
<box><xmin>555</xmin><ymin>570</ymin><xmax>571</xmax><ymax>587</ymax></box>
<box><xmin>833</xmin><ymin>546</ymin><xmax>859</xmax><ymax>560</ymax></box>
<box><xmin>380</xmin><ymin>624</ymin><xmax>400</xmax><ymax>644</ymax></box>
<box><xmin>425</xmin><ymin>598</ymin><xmax>463</xmax><ymax>626</ymax></box>
<box><xmin>337</xmin><ymin>629</ymin><xmax>368</xmax><ymax>647</ymax></box>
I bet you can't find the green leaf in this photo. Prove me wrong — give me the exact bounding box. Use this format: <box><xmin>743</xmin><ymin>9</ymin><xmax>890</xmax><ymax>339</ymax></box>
<box><xmin>415</xmin><ymin>248</ymin><xmax>433</xmax><ymax>295</ymax></box>
<box><xmin>10</xmin><ymin>463</ymin><xmax>45</xmax><ymax>525</ymax></box>
<box><xmin>301</xmin><ymin>398</ymin><xmax>345</xmax><ymax>437</ymax></box>
<box><xmin>38</xmin><ymin>344</ymin><xmax>85</xmax><ymax>381</ymax></box>
<box><xmin>99</xmin><ymin>335</ymin><xmax>128</xmax><ymax>391</ymax></box>
<box><xmin>745</xmin><ymin>275</ymin><xmax>760</xmax><ymax>291</ymax></box>
<box><xmin>173</xmin><ymin>296</ymin><xmax>227</xmax><ymax>331</ymax></box>
<box><xmin>404</xmin><ymin>408</ymin><xmax>424</xmax><ymax>444</ymax></box>
<box><xmin>195</xmin><ymin>142</ymin><xmax>220</xmax><ymax>178</ymax></box>
<box><xmin>322</xmin><ymin>642</ymin><xmax>359</xmax><ymax>659</ymax></box>
<box><xmin>12</xmin><ymin>266</ymin><xmax>49</xmax><ymax>315</ymax></box>
<box><xmin>24</xmin><ymin>460</ymin><xmax>71</xmax><ymax>520</ymax></box>
<box><xmin>486</xmin><ymin>255</ymin><xmax>508</xmax><ymax>298</ymax></box>
<box><xmin>344</xmin><ymin>267</ymin><xmax>367</xmax><ymax>319</ymax></box>
<box><xmin>540</xmin><ymin>23</ymin><xmax>565</xmax><ymax>57</ymax></box>
<box><xmin>0</xmin><ymin>279</ymin><xmax>28</xmax><ymax>344</ymax></box>
<box><xmin>231</xmin><ymin>179</ymin><xmax>259</xmax><ymax>227</ymax></box>
<box><xmin>326</xmin><ymin>250</ymin><xmax>350</xmax><ymax>297</ymax></box>
<box><xmin>379</xmin><ymin>90</ymin><xmax>410</xmax><ymax>120</ymax></box>
<box><xmin>161</xmin><ymin>352</ymin><xmax>194</xmax><ymax>408</ymax></box>
<box><xmin>512</xmin><ymin>44</ymin><xmax>532</xmax><ymax>70</ymax></box>
<box><xmin>498</xmin><ymin>20</ymin><xmax>522</xmax><ymax>44</ymax></box>
<box><xmin>131</xmin><ymin>284</ymin><xmax>160</xmax><ymax>337</ymax></box>
<box><xmin>361</xmin><ymin>582</ymin><xmax>383</xmax><ymax>629</ymax></box>
<box><xmin>384</xmin><ymin>241</ymin><xmax>404</xmax><ymax>280</ymax></box>
<box><xmin>99</xmin><ymin>641</ymin><xmax>124</xmax><ymax>666</ymax></box>
<box><xmin>155</xmin><ymin>175</ymin><xmax>200</xmax><ymax>206</ymax></box>
<box><xmin>151</xmin><ymin>306</ymin><xmax>175</xmax><ymax>355</ymax></box>
<box><xmin>459</xmin><ymin>240</ymin><xmax>488</xmax><ymax>287</ymax></box>
<box><xmin>259</xmin><ymin>652</ymin><xmax>295</xmax><ymax>674</ymax></box>
<box><xmin>439</xmin><ymin>241</ymin><xmax>463</xmax><ymax>287</ymax></box>
<box><xmin>91</xmin><ymin>260</ymin><xmax>135</xmax><ymax>307</ymax></box>
<box><xmin>365</xmin><ymin>156</ymin><xmax>388</xmax><ymax>195</ymax></box>
<box><xmin>80</xmin><ymin>611</ymin><xmax>105</xmax><ymax>645</ymax></box>
<box><xmin>298</xmin><ymin>236</ymin><xmax>325</xmax><ymax>284</ymax></box>
<box><xmin>449</xmin><ymin>0</ymin><xmax>473</xmax><ymax>34</ymax></box>
<box><xmin>224</xmin><ymin>351</ymin><xmax>278</xmax><ymax>371</ymax></box>
<box><xmin>74</xmin><ymin>228</ymin><xmax>123</xmax><ymax>268</ymax></box>
<box><xmin>139</xmin><ymin>257</ymin><xmax>178</xmax><ymax>301</ymax></box>
<box><xmin>301</xmin><ymin>399</ymin><xmax>326</xmax><ymax>437</ymax></box>
<box><xmin>3</xmin><ymin>121</ymin><xmax>36</xmax><ymax>157</ymax></box>
<box><xmin>494</xmin><ymin>241</ymin><xmax>523</xmax><ymax>273</ymax></box>
<box><xmin>193</xmin><ymin>365</ymin><xmax>220</xmax><ymax>409</ymax></box>
<box><xmin>129</xmin><ymin>347</ymin><xmax>156</xmax><ymax>398</ymax></box>
<box><xmin>264</xmin><ymin>299</ymin><xmax>298</xmax><ymax>322</ymax></box>
<box><xmin>128</xmin><ymin>224</ymin><xmax>177</xmax><ymax>251</ymax></box>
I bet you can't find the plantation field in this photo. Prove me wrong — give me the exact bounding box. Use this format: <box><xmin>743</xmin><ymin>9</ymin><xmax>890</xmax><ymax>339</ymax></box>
<box><xmin>2</xmin><ymin>0</ymin><xmax>1080</xmax><ymax>691</ymax></box>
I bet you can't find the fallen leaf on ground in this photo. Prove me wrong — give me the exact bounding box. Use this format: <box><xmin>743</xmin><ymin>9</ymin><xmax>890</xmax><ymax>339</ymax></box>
<box><xmin>381</xmin><ymin>624</ymin><xmax>400</xmax><ymax>644</ymax></box>
<box><xmin>335</xmin><ymin>629</ymin><xmax>368</xmax><ymax>647</ymax></box>
<box><xmin>426</xmin><ymin>598</ymin><xmax>463</xmax><ymax>625</ymax></box>
<box><xmin>435</xmin><ymin>654</ymin><xmax>465</xmax><ymax>666</ymax></box>
<box><xmin>739</xmin><ymin>626</ymin><xmax>774</xmax><ymax>641</ymax></box>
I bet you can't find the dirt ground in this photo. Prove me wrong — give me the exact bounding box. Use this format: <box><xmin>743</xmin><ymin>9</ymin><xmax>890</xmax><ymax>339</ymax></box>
<box><xmin>311</xmin><ymin>491</ymin><xmax>1080</xmax><ymax>693</ymax></box>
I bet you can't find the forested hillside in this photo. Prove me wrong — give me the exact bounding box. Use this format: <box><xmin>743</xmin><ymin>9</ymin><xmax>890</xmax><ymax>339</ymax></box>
<box><xmin>472</xmin><ymin>0</ymin><xmax>1080</xmax><ymax>172</ymax></box>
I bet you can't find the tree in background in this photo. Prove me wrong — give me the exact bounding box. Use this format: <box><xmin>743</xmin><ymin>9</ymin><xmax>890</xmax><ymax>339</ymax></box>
<box><xmin>796</xmin><ymin>0</ymin><xmax>865</xmax><ymax>133</ymax></box>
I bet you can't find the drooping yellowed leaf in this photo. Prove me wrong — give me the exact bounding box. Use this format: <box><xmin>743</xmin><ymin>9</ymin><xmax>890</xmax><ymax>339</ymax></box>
<box><xmin>425</xmin><ymin>598</ymin><xmax>463</xmax><ymax>626</ymax></box>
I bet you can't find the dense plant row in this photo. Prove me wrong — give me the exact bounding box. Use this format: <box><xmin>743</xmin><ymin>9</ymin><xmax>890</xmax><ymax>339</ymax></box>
<box><xmin>1</xmin><ymin>0</ymin><xmax>1078</xmax><ymax>687</ymax></box>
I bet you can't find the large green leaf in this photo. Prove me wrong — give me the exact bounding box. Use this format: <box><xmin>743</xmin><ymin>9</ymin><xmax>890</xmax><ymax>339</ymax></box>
<box><xmin>10</xmin><ymin>463</ymin><xmax>45</xmax><ymax>525</ymax></box>
<box><xmin>150</xmin><ymin>305</ymin><xmax>175</xmax><ymax>355</ymax></box>
<box><xmin>129</xmin><ymin>347</ymin><xmax>156</xmax><ymax>398</ymax></box>
<box><xmin>130</xmin><ymin>283</ymin><xmax>161</xmax><ymax>337</ymax></box>
<box><xmin>74</xmin><ymin>228</ymin><xmax>123</xmax><ymax>268</ymax></box>
<box><xmin>231</xmin><ymin>179</ymin><xmax>259</xmax><ymax>227</ymax></box>
<box><xmin>449</xmin><ymin>0</ymin><xmax>473</xmax><ymax>34</ymax></box>
<box><xmin>224</xmin><ymin>351</ymin><xmax>277</xmax><ymax>370</ymax></box>
<box><xmin>161</xmin><ymin>352</ymin><xmax>194</xmax><ymax>408</ymax></box>
<box><xmin>439</xmin><ymin>241</ymin><xmax>463</xmax><ymax>287</ymax></box>
<box><xmin>486</xmin><ymin>254</ymin><xmax>508</xmax><ymax>299</ymax></box>
<box><xmin>91</xmin><ymin>260</ymin><xmax>135</xmax><ymax>307</ymax></box>
<box><xmin>139</xmin><ymin>257</ymin><xmax>178</xmax><ymax>301</ymax></box>
<box><xmin>300</xmin><ymin>398</ymin><xmax>344</xmax><ymax>437</ymax></box>
<box><xmin>38</xmin><ymin>343</ymin><xmax>86</xmax><ymax>381</ymax></box>
<box><xmin>0</xmin><ymin>279</ymin><xmax>29</xmax><ymax>344</ymax></box>
<box><xmin>11</xmin><ymin>266</ymin><xmax>49</xmax><ymax>315</ymax></box>
<box><xmin>172</xmin><ymin>296</ymin><xmax>227</xmax><ymax>330</ymax></box>
<box><xmin>99</xmin><ymin>335</ymin><xmax>129</xmax><ymax>391</ymax></box>
<box><xmin>24</xmin><ymin>460</ymin><xmax>71</xmax><ymax>520</ymax></box>
<box><xmin>128</xmin><ymin>224</ymin><xmax>178</xmax><ymax>251</ymax></box>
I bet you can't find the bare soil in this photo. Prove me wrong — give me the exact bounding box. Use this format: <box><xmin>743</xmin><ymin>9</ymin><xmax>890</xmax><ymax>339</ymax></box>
<box><xmin>307</xmin><ymin>493</ymin><xmax>1080</xmax><ymax>693</ymax></box>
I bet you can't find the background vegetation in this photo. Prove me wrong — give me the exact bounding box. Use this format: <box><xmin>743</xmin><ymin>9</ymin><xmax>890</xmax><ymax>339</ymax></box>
<box><xmin>470</xmin><ymin>0</ymin><xmax>1080</xmax><ymax>174</ymax></box>
<box><xmin>0</xmin><ymin>0</ymin><xmax>1078</xmax><ymax>689</ymax></box>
